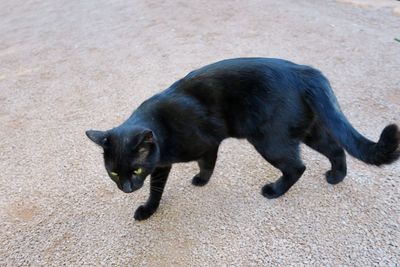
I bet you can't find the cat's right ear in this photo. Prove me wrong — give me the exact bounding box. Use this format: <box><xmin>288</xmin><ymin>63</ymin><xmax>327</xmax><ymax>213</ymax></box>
<box><xmin>86</xmin><ymin>130</ymin><xmax>108</xmax><ymax>147</ymax></box>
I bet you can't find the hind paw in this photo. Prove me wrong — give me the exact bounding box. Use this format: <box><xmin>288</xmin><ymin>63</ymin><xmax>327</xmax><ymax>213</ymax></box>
<box><xmin>261</xmin><ymin>183</ymin><xmax>283</xmax><ymax>199</ymax></box>
<box><xmin>325</xmin><ymin>170</ymin><xmax>346</xmax><ymax>185</ymax></box>
<box><xmin>191</xmin><ymin>175</ymin><xmax>209</xmax><ymax>186</ymax></box>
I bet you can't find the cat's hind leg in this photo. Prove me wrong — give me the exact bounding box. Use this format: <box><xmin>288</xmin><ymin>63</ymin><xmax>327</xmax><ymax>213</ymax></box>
<box><xmin>303</xmin><ymin>124</ymin><xmax>347</xmax><ymax>184</ymax></box>
<box><xmin>249</xmin><ymin>138</ymin><xmax>306</xmax><ymax>199</ymax></box>
<box><xmin>192</xmin><ymin>146</ymin><xmax>219</xmax><ymax>186</ymax></box>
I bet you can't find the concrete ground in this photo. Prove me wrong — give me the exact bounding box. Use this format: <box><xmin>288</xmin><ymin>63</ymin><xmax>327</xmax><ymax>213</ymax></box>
<box><xmin>1</xmin><ymin>0</ymin><xmax>399</xmax><ymax>266</ymax></box>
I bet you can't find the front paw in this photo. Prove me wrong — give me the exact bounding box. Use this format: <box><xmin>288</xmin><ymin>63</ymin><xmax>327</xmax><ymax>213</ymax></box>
<box><xmin>134</xmin><ymin>205</ymin><xmax>157</xmax><ymax>221</ymax></box>
<box><xmin>191</xmin><ymin>174</ymin><xmax>209</xmax><ymax>186</ymax></box>
<box><xmin>325</xmin><ymin>170</ymin><xmax>346</xmax><ymax>185</ymax></box>
<box><xmin>261</xmin><ymin>183</ymin><xmax>283</xmax><ymax>199</ymax></box>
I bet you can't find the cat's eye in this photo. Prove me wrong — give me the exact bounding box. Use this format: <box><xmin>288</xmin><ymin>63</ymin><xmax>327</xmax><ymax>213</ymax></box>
<box><xmin>110</xmin><ymin>171</ymin><xmax>118</xmax><ymax>177</ymax></box>
<box><xmin>133</xmin><ymin>168</ymin><xmax>143</xmax><ymax>175</ymax></box>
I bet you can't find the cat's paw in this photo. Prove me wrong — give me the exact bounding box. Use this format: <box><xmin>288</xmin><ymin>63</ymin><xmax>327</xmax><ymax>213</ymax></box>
<box><xmin>134</xmin><ymin>205</ymin><xmax>156</xmax><ymax>221</ymax></box>
<box><xmin>261</xmin><ymin>183</ymin><xmax>282</xmax><ymax>199</ymax></box>
<box><xmin>325</xmin><ymin>170</ymin><xmax>346</xmax><ymax>185</ymax></box>
<box><xmin>191</xmin><ymin>175</ymin><xmax>209</xmax><ymax>186</ymax></box>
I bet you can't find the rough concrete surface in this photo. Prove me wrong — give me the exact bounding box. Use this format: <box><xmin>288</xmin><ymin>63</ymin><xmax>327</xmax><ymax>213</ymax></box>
<box><xmin>1</xmin><ymin>0</ymin><xmax>399</xmax><ymax>266</ymax></box>
<box><xmin>337</xmin><ymin>0</ymin><xmax>400</xmax><ymax>16</ymax></box>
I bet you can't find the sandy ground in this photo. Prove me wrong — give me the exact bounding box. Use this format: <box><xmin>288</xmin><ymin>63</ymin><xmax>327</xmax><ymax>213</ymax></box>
<box><xmin>1</xmin><ymin>0</ymin><xmax>399</xmax><ymax>266</ymax></box>
<box><xmin>337</xmin><ymin>0</ymin><xmax>400</xmax><ymax>15</ymax></box>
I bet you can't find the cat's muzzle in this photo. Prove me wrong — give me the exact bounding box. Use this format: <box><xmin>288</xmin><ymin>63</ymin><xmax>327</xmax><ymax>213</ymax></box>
<box><xmin>121</xmin><ymin>176</ymin><xmax>144</xmax><ymax>193</ymax></box>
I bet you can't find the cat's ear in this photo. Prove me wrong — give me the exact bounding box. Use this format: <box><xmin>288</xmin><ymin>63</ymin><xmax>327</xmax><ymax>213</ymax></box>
<box><xmin>86</xmin><ymin>130</ymin><xmax>108</xmax><ymax>147</ymax></box>
<box><xmin>141</xmin><ymin>130</ymin><xmax>155</xmax><ymax>144</ymax></box>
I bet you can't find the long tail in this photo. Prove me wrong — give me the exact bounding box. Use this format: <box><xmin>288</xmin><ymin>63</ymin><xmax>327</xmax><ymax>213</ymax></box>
<box><xmin>302</xmin><ymin>72</ymin><xmax>399</xmax><ymax>166</ymax></box>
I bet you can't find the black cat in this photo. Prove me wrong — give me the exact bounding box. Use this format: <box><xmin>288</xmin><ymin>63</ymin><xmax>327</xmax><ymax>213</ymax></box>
<box><xmin>86</xmin><ymin>58</ymin><xmax>399</xmax><ymax>220</ymax></box>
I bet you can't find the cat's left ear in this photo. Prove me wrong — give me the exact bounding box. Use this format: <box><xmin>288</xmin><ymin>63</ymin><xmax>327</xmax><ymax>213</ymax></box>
<box><xmin>141</xmin><ymin>129</ymin><xmax>155</xmax><ymax>144</ymax></box>
<box><xmin>86</xmin><ymin>130</ymin><xmax>108</xmax><ymax>147</ymax></box>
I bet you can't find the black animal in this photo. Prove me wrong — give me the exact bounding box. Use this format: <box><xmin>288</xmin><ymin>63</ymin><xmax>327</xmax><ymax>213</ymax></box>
<box><xmin>86</xmin><ymin>58</ymin><xmax>399</xmax><ymax>220</ymax></box>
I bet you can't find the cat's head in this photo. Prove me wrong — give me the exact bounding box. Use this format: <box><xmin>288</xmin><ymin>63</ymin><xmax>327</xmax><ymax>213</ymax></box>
<box><xmin>86</xmin><ymin>126</ymin><xmax>159</xmax><ymax>193</ymax></box>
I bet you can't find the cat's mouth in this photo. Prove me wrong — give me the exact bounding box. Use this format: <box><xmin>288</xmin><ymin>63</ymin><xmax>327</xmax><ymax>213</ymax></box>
<box><xmin>120</xmin><ymin>176</ymin><xmax>144</xmax><ymax>193</ymax></box>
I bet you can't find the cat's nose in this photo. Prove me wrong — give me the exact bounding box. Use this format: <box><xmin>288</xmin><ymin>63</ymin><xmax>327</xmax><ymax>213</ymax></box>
<box><xmin>120</xmin><ymin>178</ymin><xmax>143</xmax><ymax>193</ymax></box>
<box><xmin>130</xmin><ymin>178</ymin><xmax>144</xmax><ymax>191</ymax></box>
<box><xmin>122</xmin><ymin>181</ymin><xmax>133</xmax><ymax>193</ymax></box>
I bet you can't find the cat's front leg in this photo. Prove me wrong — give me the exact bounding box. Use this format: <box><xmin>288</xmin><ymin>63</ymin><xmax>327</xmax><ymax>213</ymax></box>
<box><xmin>134</xmin><ymin>165</ymin><xmax>172</xmax><ymax>221</ymax></box>
<box><xmin>192</xmin><ymin>147</ymin><xmax>219</xmax><ymax>186</ymax></box>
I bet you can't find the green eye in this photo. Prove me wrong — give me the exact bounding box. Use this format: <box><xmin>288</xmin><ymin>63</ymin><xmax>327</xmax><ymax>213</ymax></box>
<box><xmin>133</xmin><ymin>168</ymin><xmax>143</xmax><ymax>175</ymax></box>
<box><xmin>110</xmin><ymin>171</ymin><xmax>118</xmax><ymax>177</ymax></box>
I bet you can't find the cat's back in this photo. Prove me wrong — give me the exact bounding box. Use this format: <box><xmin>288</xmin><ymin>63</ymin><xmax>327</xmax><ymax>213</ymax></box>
<box><xmin>182</xmin><ymin>57</ymin><xmax>296</xmax><ymax>82</ymax></box>
<box><xmin>136</xmin><ymin>58</ymin><xmax>315</xmax><ymax>139</ymax></box>
<box><xmin>171</xmin><ymin>57</ymin><xmax>308</xmax><ymax>107</ymax></box>
<box><xmin>176</xmin><ymin>57</ymin><xmax>313</xmax><ymax>95</ymax></box>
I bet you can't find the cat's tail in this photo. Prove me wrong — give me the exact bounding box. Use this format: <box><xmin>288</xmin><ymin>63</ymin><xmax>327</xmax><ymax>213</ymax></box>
<box><xmin>302</xmin><ymin>74</ymin><xmax>400</xmax><ymax>166</ymax></box>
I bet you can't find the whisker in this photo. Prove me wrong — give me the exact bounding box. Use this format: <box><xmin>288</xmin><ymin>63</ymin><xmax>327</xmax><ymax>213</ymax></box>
<box><xmin>150</xmin><ymin>186</ymin><xmax>164</xmax><ymax>191</ymax></box>
<box><xmin>150</xmin><ymin>186</ymin><xmax>164</xmax><ymax>193</ymax></box>
<box><xmin>150</xmin><ymin>189</ymin><xmax>163</xmax><ymax>194</ymax></box>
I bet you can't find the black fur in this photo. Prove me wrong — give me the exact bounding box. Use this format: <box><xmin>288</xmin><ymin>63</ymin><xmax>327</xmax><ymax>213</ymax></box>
<box><xmin>86</xmin><ymin>58</ymin><xmax>400</xmax><ymax>220</ymax></box>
